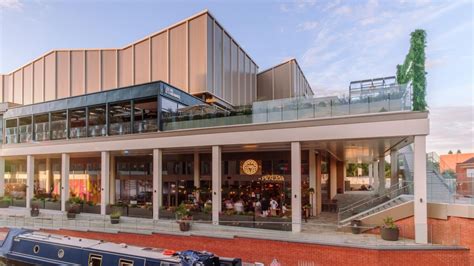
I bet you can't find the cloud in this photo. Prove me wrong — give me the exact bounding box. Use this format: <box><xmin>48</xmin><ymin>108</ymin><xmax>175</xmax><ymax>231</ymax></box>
<box><xmin>334</xmin><ymin>5</ymin><xmax>352</xmax><ymax>15</ymax></box>
<box><xmin>0</xmin><ymin>0</ymin><xmax>22</xmax><ymax>10</ymax></box>
<box><xmin>297</xmin><ymin>21</ymin><xmax>319</xmax><ymax>32</ymax></box>
<box><xmin>280</xmin><ymin>0</ymin><xmax>316</xmax><ymax>13</ymax></box>
<box><xmin>428</xmin><ymin>105</ymin><xmax>474</xmax><ymax>154</ymax></box>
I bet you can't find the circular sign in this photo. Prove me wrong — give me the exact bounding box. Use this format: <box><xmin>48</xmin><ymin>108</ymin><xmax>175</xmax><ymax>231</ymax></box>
<box><xmin>242</xmin><ymin>159</ymin><xmax>259</xmax><ymax>175</ymax></box>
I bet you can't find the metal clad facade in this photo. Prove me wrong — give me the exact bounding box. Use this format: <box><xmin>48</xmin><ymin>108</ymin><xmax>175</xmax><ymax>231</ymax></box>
<box><xmin>0</xmin><ymin>11</ymin><xmax>259</xmax><ymax>106</ymax></box>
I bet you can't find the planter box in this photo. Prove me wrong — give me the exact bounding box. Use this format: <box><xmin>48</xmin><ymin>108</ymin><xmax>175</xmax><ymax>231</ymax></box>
<box><xmin>12</xmin><ymin>199</ymin><xmax>26</xmax><ymax>208</ymax></box>
<box><xmin>44</xmin><ymin>201</ymin><xmax>61</xmax><ymax>211</ymax></box>
<box><xmin>192</xmin><ymin>212</ymin><xmax>211</xmax><ymax>221</ymax></box>
<box><xmin>66</xmin><ymin>202</ymin><xmax>83</xmax><ymax>213</ymax></box>
<box><xmin>83</xmin><ymin>204</ymin><xmax>101</xmax><ymax>214</ymax></box>
<box><xmin>158</xmin><ymin>209</ymin><xmax>176</xmax><ymax>220</ymax></box>
<box><xmin>255</xmin><ymin>216</ymin><xmax>292</xmax><ymax>231</ymax></box>
<box><xmin>0</xmin><ymin>201</ymin><xmax>11</xmax><ymax>208</ymax></box>
<box><xmin>106</xmin><ymin>205</ymin><xmax>128</xmax><ymax>216</ymax></box>
<box><xmin>381</xmin><ymin>227</ymin><xmax>399</xmax><ymax>241</ymax></box>
<box><xmin>30</xmin><ymin>200</ymin><xmax>45</xmax><ymax>209</ymax></box>
<box><xmin>219</xmin><ymin>214</ymin><xmax>254</xmax><ymax>228</ymax></box>
<box><xmin>128</xmin><ymin>207</ymin><xmax>153</xmax><ymax>218</ymax></box>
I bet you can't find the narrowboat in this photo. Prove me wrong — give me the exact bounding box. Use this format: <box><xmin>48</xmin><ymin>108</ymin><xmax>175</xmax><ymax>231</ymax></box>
<box><xmin>0</xmin><ymin>228</ymin><xmax>242</xmax><ymax>265</ymax></box>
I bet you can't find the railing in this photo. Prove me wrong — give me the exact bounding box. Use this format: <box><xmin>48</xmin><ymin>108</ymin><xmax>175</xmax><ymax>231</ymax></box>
<box><xmin>337</xmin><ymin>182</ymin><xmax>413</xmax><ymax>225</ymax></box>
<box><xmin>162</xmin><ymin>84</ymin><xmax>412</xmax><ymax>131</ymax></box>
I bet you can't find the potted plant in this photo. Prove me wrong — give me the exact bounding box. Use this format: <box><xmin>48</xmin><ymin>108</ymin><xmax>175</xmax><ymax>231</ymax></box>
<box><xmin>67</xmin><ymin>204</ymin><xmax>78</xmax><ymax>219</ymax></box>
<box><xmin>175</xmin><ymin>203</ymin><xmax>192</xmax><ymax>232</ymax></box>
<box><xmin>30</xmin><ymin>204</ymin><xmax>40</xmax><ymax>217</ymax></box>
<box><xmin>381</xmin><ymin>216</ymin><xmax>399</xmax><ymax>241</ymax></box>
<box><xmin>351</xmin><ymin>219</ymin><xmax>362</xmax><ymax>234</ymax></box>
<box><xmin>303</xmin><ymin>204</ymin><xmax>312</xmax><ymax>221</ymax></box>
<box><xmin>110</xmin><ymin>210</ymin><xmax>121</xmax><ymax>224</ymax></box>
<box><xmin>0</xmin><ymin>196</ymin><xmax>12</xmax><ymax>208</ymax></box>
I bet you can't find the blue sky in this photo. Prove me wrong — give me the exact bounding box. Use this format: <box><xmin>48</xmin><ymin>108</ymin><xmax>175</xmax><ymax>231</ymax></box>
<box><xmin>0</xmin><ymin>0</ymin><xmax>473</xmax><ymax>153</ymax></box>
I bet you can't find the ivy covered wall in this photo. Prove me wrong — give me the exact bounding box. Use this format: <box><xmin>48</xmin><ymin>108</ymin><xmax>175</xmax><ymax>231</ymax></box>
<box><xmin>396</xmin><ymin>29</ymin><xmax>427</xmax><ymax>111</ymax></box>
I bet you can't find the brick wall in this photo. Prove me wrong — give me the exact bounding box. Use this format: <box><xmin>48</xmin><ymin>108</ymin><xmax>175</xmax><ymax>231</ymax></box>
<box><xmin>39</xmin><ymin>229</ymin><xmax>468</xmax><ymax>265</ymax></box>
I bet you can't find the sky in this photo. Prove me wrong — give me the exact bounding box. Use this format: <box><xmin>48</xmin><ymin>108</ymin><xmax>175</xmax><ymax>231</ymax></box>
<box><xmin>0</xmin><ymin>0</ymin><xmax>473</xmax><ymax>154</ymax></box>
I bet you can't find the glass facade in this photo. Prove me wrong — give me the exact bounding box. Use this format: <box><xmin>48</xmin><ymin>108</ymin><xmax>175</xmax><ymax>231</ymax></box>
<box><xmin>4</xmin><ymin>159</ymin><xmax>27</xmax><ymax>207</ymax></box>
<box><xmin>32</xmin><ymin>158</ymin><xmax>62</xmax><ymax>210</ymax></box>
<box><xmin>1</xmin><ymin>82</ymin><xmax>204</xmax><ymax>145</ymax></box>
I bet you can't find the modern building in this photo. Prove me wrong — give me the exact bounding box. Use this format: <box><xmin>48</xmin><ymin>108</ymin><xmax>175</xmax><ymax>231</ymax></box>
<box><xmin>0</xmin><ymin>10</ymin><xmax>429</xmax><ymax>244</ymax></box>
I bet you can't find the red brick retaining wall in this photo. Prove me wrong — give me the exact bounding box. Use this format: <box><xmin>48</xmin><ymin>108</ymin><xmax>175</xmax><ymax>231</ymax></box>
<box><xmin>39</xmin><ymin>229</ymin><xmax>469</xmax><ymax>265</ymax></box>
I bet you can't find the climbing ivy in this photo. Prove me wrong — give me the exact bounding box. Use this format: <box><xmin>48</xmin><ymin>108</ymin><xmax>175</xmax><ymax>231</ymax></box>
<box><xmin>396</xmin><ymin>29</ymin><xmax>427</xmax><ymax>111</ymax></box>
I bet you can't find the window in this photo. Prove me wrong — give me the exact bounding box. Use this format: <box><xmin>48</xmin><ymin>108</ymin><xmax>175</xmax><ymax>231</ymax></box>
<box><xmin>88</xmin><ymin>254</ymin><xmax>102</xmax><ymax>266</ymax></box>
<box><xmin>69</xmin><ymin>108</ymin><xmax>87</xmax><ymax>139</ymax></box>
<box><xmin>51</xmin><ymin>111</ymin><xmax>67</xmax><ymax>140</ymax></box>
<box><xmin>88</xmin><ymin>105</ymin><xmax>107</xmax><ymax>137</ymax></box>
<box><xmin>119</xmin><ymin>259</ymin><xmax>134</xmax><ymax>266</ymax></box>
<box><xmin>109</xmin><ymin>101</ymin><xmax>132</xmax><ymax>135</ymax></box>
<box><xmin>161</xmin><ymin>98</ymin><xmax>178</xmax><ymax>113</ymax></box>
<box><xmin>133</xmin><ymin>97</ymin><xmax>158</xmax><ymax>133</ymax></box>
<box><xmin>5</xmin><ymin>119</ymin><xmax>18</xmax><ymax>144</ymax></box>
<box><xmin>18</xmin><ymin>116</ymin><xmax>32</xmax><ymax>143</ymax></box>
<box><xmin>34</xmin><ymin>114</ymin><xmax>49</xmax><ymax>141</ymax></box>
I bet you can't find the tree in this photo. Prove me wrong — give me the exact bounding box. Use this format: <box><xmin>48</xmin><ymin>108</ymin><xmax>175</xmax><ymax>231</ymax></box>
<box><xmin>456</xmin><ymin>149</ymin><xmax>462</xmax><ymax>154</ymax></box>
<box><xmin>448</xmin><ymin>150</ymin><xmax>453</xmax><ymax>154</ymax></box>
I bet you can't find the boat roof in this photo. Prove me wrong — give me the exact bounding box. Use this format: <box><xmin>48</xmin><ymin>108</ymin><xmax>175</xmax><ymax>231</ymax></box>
<box><xmin>16</xmin><ymin>232</ymin><xmax>181</xmax><ymax>262</ymax></box>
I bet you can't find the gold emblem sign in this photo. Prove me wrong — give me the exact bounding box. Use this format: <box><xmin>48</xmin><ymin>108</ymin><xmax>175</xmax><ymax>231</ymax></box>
<box><xmin>242</xmin><ymin>159</ymin><xmax>259</xmax><ymax>175</ymax></box>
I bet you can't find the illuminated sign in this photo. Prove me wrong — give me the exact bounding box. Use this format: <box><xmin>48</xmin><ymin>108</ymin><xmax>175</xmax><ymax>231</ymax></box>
<box><xmin>260</xmin><ymin>175</ymin><xmax>285</xmax><ymax>182</ymax></box>
<box><xmin>241</xmin><ymin>159</ymin><xmax>260</xmax><ymax>175</ymax></box>
<box><xmin>164</xmin><ymin>85</ymin><xmax>181</xmax><ymax>100</ymax></box>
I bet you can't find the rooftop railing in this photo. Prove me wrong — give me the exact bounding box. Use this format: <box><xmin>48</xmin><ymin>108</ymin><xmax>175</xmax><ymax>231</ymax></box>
<box><xmin>162</xmin><ymin>84</ymin><xmax>412</xmax><ymax>131</ymax></box>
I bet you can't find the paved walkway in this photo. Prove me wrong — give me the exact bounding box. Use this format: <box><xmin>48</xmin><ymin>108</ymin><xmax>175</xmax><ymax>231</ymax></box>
<box><xmin>0</xmin><ymin>207</ymin><xmax>459</xmax><ymax>250</ymax></box>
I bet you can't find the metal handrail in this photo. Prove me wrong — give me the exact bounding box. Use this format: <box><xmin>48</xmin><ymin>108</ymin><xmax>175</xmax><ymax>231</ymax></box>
<box><xmin>337</xmin><ymin>183</ymin><xmax>413</xmax><ymax>224</ymax></box>
<box><xmin>338</xmin><ymin>181</ymin><xmax>411</xmax><ymax>212</ymax></box>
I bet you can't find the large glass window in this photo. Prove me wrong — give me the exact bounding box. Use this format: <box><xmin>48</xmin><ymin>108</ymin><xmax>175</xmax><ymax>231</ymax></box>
<box><xmin>51</xmin><ymin>111</ymin><xmax>67</xmax><ymax>140</ymax></box>
<box><xmin>133</xmin><ymin>98</ymin><xmax>158</xmax><ymax>133</ymax></box>
<box><xmin>69</xmin><ymin>108</ymin><xmax>87</xmax><ymax>139</ymax></box>
<box><xmin>33</xmin><ymin>158</ymin><xmax>62</xmax><ymax>210</ymax></box>
<box><xmin>69</xmin><ymin>157</ymin><xmax>101</xmax><ymax>206</ymax></box>
<box><xmin>115</xmin><ymin>156</ymin><xmax>153</xmax><ymax>206</ymax></box>
<box><xmin>88</xmin><ymin>105</ymin><xmax>107</xmax><ymax>137</ymax></box>
<box><xmin>109</xmin><ymin>101</ymin><xmax>132</xmax><ymax>135</ymax></box>
<box><xmin>18</xmin><ymin>117</ymin><xmax>33</xmax><ymax>143</ymax></box>
<box><xmin>4</xmin><ymin>159</ymin><xmax>27</xmax><ymax>207</ymax></box>
<box><xmin>34</xmin><ymin>114</ymin><xmax>50</xmax><ymax>141</ymax></box>
<box><xmin>5</xmin><ymin>119</ymin><xmax>17</xmax><ymax>144</ymax></box>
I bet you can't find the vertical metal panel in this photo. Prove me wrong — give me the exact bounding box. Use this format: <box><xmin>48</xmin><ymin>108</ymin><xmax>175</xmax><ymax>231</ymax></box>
<box><xmin>102</xmin><ymin>50</ymin><xmax>117</xmax><ymax>90</ymax></box>
<box><xmin>13</xmin><ymin>70</ymin><xmax>23</xmax><ymax>104</ymax></box>
<box><xmin>33</xmin><ymin>58</ymin><xmax>44</xmax><ymax>103</ymax></box>
<box><xmin>86</xmin><ymin>50</ymin><xmax>100</xmax><ymax>93</ymax></box>
<box><xmin>274</xmin><ymin>62</ymin><xmax>291</xmax><ymax>99</ymax></box>
<box><xmin>238</xmin><ymin>48</ymin><xmax>245</xmax><ymax>105</ymax></box>
<box><xmin>245</xmin><ymin>55</ymin><xmax>251</xmax><ymax>104</ymax></box>
<box><xmin>4</xmin><ymin>74</ymin><xmax>13</xmax><ymax>103</ymax></box>
<box><xmin>213</xmin><ymin>23</ymin><xmax>223</xmax><ymax>98</ymax></box>
<box><xmin>230</xmin><ymin>41</ymin><xmax>238</xmax><ymax>105</ymax></box>
<box><xmin>151</xmin><ymin>32</ymin><xmax>168</xmax><ymax>82</ymax></box>
<box><xmin>71</xmin><ymin>51</ymin><xmax>85</xmax><ymax>96</ymax></box>
<box><xmin>169</xmin><ymin>23</ymin><xmax>187</xmax><ymax>91</ymax></box>
<box><xmin>222</xmin><ymin>32</ymin><xmax>231</xmax><ymax>103</ymax></box>
<box><xmin>44</xmin><ymin>52</ymin><xmax>56</xmax><ymax>101</ymax></box>
<box><xmin>119</xmin><ymin>46</ymin><xmax>133</xmax><ymax>87</ymax></box>
<box><xmin>206</xmin><ymin>16</ymin><xmax>214</xmax><ymax>94</ymax></box>
<box><xmin>57</xmin><ymin>51</ymin><xmax>70</xmax><ymax>99</ymax></box>
<box><xmin>188</xmin><ymin>14</ymin><xmax>207</xmax><ymax>94</ymax></box>
<box><xmin>23</xmin><ymin>64</ymin><xmax>34</xmax><ymax>105</ymax></box>
<box><xmin>134</xmin><ymin>39</ymin><xmax>150</xmax><ymax>85</ymax></box>
<box><xmin>256</xmin><ymin>70</ymin><xmax>273</xmax><ymax>101</ymax></box>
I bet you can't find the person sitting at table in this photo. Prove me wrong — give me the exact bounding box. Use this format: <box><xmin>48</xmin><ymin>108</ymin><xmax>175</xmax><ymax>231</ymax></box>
<box><xmin>224</xmin><ymin>198</ymin><xmax>234</xmax><ymax>210</ymax></box>
<box><xmin>269</xmin><ymin>197</ymin><xmax>279</xmax><ymax>216</ymax></box>
<box><xmin>254</xmin><ymin>199</ymin><xmax>262</xmax><ymax>216</ymax></box>
<box><xmin>234</xmin><ymin>198</ymin><xmax>244</xmax><ymax>213</ymax></box>
<box><xmin>261</xmin><ymin>197</ymin><xmax>270</xmax><ymax>217</ymax></box>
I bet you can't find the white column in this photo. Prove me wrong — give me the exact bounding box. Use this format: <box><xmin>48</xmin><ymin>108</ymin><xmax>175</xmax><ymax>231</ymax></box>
<box><xmin>368</xmin><ymin>163</ymin><xmax>373</xmax><ymax>186</ymax></box>
<box><xmin>26</xmin><ymin>155</ymin><xmax>34</xmax><ymax>209</ymax></box>
<box><xmin>309</xmin><ymin>149</ymin><xmax>316</xmax><ymax>216</ymax></box>
<box><xmin>212</xmin><ymin>146</ymin><xmax>222</xmax><ymax>225</ymax></box>
<box><xmin>390</xmin><ymin>150</ymin><xmax>399</xmax><ymax>188</ymax></box>
<box><xmin>414</xmin><ymin>135</ymin><xmax>428</xmax><ymax>244</ymax></box>
<box><xmin>329</xmin><ymin>157</ymin><xmax>337</xmax><ymax>199</ymax></box>
<box><xmin>109</xmin><ymin>156</ymin><xmax>116</xmax><ymax>204</ymax></box>
<box><xmin>153</xmin><ymin>149</ymin><xmax>162</xmax><ymax>220</ymax></box>
<box><xmin>378</xmin><ymin>157</ymin><xmax>386</xmax><ymax>195</ymax></box>
<box><xmin>291</xmin><ymin>142</ymin><xmax>302</xmax><ymax>233</ymax></box>
<box><xmin>61</xmin><ymin>153</ymin><xmax>70</xmax><ymax>212</ymax></box>
<box><xmin>373</xmin><ymin>160</ymin><xmax>379</xmax><ymax>191</ymax></box>
<box><xmin>194</xmin><ymin>151</ymin><xmax>200</xmax><ymax>201</ymax></box>
<box><xmin>100</xmin><ymin>151</ymin><xmax>110</xmax><ymax>215</ymax></box>
<box><xmin>0</xmin><ymin>158</ymin><xmax>5</xmax><ymax>197</ymax></box>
